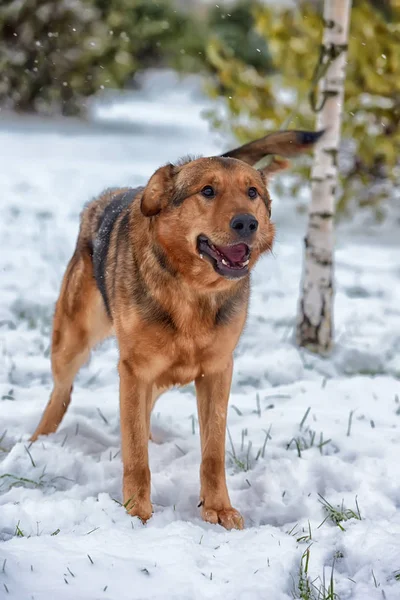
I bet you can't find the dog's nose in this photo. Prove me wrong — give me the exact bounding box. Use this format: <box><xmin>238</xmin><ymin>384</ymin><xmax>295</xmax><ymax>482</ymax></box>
<box><xmin>230</xmin><ymin>214</ymin><xmax>259</xmax><ymax>238</ymax></box>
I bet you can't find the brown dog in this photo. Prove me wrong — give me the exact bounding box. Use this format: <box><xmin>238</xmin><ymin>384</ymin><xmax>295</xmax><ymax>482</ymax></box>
<box><xmin>31</xmin><ymin>129</ymin><xmax>322</xmax><ymax>529</ymax></box>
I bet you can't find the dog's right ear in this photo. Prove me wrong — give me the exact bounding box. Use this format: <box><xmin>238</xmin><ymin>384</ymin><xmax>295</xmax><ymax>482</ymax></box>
<box><xmin>140</xmin><ymin>164</ymin><xmax>176</xmax><ymax>217</ymax></box>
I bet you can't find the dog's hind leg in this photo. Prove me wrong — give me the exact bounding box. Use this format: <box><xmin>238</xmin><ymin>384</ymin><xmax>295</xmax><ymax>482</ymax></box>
<box><xmin>31</xmin><ymin>248</ymin><xmax>112</xmax><ymax>441</ymax></box>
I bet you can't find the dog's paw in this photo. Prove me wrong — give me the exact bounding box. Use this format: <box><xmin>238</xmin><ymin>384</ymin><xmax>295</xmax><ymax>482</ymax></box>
<box><xmin>124</xmin><ymin>499</ymin><xmax>153</xmax><ymax>524</ymax></box>
<box><xmin>201</xmin><ymin>506</ymin><xmax>244</xmax><ymax>530</ymax></box>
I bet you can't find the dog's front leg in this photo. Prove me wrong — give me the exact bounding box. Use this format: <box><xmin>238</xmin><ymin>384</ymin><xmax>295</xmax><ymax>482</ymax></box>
<box><xmin>118</xmin><ymin>359</ymin><xmax>153</xmax><ymax>522</ymax></box>
<box><xmin>195</xmin><ymin>357</ymin><xmax>244</xmax><ymax>530</ymax></box>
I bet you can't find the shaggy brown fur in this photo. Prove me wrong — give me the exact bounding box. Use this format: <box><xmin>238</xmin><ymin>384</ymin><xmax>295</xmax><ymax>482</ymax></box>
<box><xmin>31</xmin><ymin>129</ymin><xmax>323</xmax><ymax>529</ymax></box>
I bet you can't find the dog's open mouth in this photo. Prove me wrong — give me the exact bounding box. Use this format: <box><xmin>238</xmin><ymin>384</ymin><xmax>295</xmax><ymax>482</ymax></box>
<box><xmin>197</xmin><ymin>235</ymin><xmax>250</xmax><ymax>278</ymax></box>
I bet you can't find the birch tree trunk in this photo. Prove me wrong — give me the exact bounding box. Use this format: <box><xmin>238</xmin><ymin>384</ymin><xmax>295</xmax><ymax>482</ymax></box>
<box><xmin>296</xmin><ymin>0</ymin><xmax>352</xmax><ymax>354</ymax></box>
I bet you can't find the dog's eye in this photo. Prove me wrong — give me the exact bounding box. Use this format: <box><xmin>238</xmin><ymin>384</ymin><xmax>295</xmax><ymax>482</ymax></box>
<box><xmin>248</xmin><ymin>187</ymin><xmax>258</xmax><ymax>199</ymax></box>
<box><xmin>201</xmin><ymin>186</ymin><xmax>215</xmax><ymax>199</ymax></box>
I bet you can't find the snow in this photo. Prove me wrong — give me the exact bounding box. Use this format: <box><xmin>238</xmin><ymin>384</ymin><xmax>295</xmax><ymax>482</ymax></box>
<box><xmin>1</xmin><ymin>71</ymin><xmax>400</xmax><ymax>600</ymax></box>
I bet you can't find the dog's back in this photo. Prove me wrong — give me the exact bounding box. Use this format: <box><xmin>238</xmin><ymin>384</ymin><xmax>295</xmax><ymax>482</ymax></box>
<box><xmin>78</xmin><ymin>187</ymin><xmax>135</xmax><ymax>252</ymax></box>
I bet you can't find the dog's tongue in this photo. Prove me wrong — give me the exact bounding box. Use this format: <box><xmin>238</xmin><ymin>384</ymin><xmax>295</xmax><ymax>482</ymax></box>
<box><xmin>217</xmin><ymin>243</ymin><xmax>248</xmax><ymax>263</ymax></box>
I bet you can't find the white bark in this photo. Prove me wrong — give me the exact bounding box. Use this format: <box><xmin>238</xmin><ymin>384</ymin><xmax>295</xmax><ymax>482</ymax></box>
<box><xmin>296</xmin><ymin>0</ymin><xmax>352</xmax><ymax>354</ymax></box>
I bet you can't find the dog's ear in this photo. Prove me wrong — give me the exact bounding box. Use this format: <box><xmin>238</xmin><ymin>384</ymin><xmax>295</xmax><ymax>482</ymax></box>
<box><xmin>221</xmin><ymin>130</ymin><xmax>324</xmax><ymax>167</ymax></box>
<box><xmin>259</xmin><ymin>157</ymin><xmax>291</xmax><ymax>178</ymax></box>
<box><xmin>140</xmin><ymin>164</ymin><xmax>176</xmax><ymax>217</ymax></box>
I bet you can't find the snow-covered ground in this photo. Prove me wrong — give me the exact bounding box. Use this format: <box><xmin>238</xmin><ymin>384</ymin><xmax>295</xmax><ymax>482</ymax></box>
<box><xmin>1</xmin><ymin>72</ymin><xmax>400</xmax><ymax>600</ymax></box>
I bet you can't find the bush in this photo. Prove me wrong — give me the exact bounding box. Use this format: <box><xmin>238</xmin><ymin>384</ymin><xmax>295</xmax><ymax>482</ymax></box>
<box><xmin>0</xmin><ymin>0</ymin><xmax>269</xmax><ymax>116</ymax></box>
<box><xmin>0</xmin><ymin>0</ymin><xmax>205</xmax><ymax>115</ymax></box>
<box><xmin>204</xmin><ymin>1</ymin><xmax>400</xmax><ymax>218</ymax></box>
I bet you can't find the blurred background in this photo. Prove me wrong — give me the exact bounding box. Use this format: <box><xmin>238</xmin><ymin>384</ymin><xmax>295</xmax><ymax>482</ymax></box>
<box><xmin>0</xmin><ymin>0</ymin><xmax>399</xmax><ymax>224</ymax></box>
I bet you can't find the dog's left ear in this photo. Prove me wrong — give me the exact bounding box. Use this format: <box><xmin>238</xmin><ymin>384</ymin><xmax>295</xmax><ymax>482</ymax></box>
<box><xmin>140</xmin><ymin>164</ymin><xmax>176</xmax><ymax>217</ymax></box>
<box><xmin>258</xmin><ymin>157</ymin><xmax>291</xmax><ymax>179</ymax></box>
<box><xmin>221</xmin><ymin>129</ymin><xmax>324</xmax><ymax>168</ymax></box>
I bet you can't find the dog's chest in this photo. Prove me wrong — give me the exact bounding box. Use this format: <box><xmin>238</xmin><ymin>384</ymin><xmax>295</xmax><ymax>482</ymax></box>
<box><xmin>154</xmin><ymin>333</ymin><xmax>228</xmax><ymax>387</ymax></box>
<box><xmin>122</xmin><ymin>288</ymin><xmax>247</xmax><ymax>386</ymax></box>
<box><xmin>153</xmin><ymin>314</ymin><xmax>243</xmax><ymax>387</ymax></box>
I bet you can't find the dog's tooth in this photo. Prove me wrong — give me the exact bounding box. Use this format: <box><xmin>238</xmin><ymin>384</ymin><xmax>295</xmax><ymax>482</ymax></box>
<box><xmin>199</xmin><ymin>253</ymin><xmax>204</xmax><ymax>259</ymax></box>
<box><xmin>221</xmin><ymin>258</ymin><xmax>228</xmax><ymax>266</ymax></box>
<box><xmin>242</xmin><ymin>259</ymin><xmax>249</xmax><ymax>266</ymax></box>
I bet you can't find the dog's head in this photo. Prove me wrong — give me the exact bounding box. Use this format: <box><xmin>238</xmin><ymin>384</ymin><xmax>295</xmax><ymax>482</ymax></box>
<box><xmin>140</xmin><ymin>130</ymin><xmax>323</xmax><ymax>289</ymax></box>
